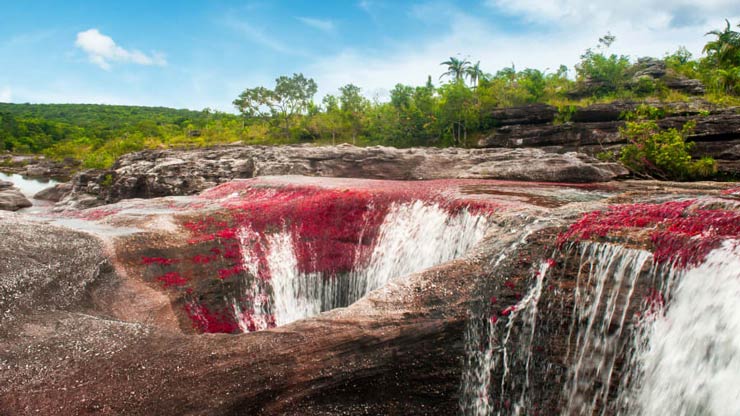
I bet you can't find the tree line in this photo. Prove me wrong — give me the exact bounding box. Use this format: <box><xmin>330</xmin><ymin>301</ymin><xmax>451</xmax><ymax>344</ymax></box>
<box><xmin>1</xmin><ymin>21</ymin><xmax>739</xmax><ymax>169</ymax></box>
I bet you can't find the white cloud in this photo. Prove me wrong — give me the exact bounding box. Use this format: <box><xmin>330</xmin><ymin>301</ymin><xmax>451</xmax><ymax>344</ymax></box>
<box><xmin>486</xmin><ymin>0</ymin><xmax>740</xmax><ymax>29</ymax></box>
<box><xmin>75</xmin><ymin>29</ymin><xmax>166</xmax><ymax>70</ymax></box>
<box><xmin>297</xmin><ymin>17</ymin><xmax>336</xmax><ymax>33</ymax></box>
<box><xmin>0</xmin><ymin>86</ymin><xmax>11</xmax><ymax>102</ymax></box>
<box><xmin>306</xmin><ymin>3</ymin><xmax>740</xmax><ymax>101</ymax></box>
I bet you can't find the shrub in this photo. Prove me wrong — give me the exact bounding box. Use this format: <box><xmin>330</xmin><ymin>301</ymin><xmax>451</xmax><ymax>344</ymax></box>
<box><xmin>619</xmin><ymin>108</ymin><xmax>717</xmax><ymax>180</ymax></box>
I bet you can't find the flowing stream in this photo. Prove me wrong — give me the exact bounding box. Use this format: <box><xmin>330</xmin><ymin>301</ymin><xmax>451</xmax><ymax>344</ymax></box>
<box><xmin>0</xmin><ymin>172</ymin><xmax>57</xmax><ymax>198</ymax></box>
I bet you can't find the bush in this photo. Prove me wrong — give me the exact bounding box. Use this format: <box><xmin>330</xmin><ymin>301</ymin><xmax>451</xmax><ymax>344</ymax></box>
<box><xmin>619</xmin><ymin>107</ymin><xmax>717</xmax><ymax>180</ymax></box>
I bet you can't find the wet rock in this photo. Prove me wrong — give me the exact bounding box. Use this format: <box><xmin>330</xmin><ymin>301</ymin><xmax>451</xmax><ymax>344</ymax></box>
<box><xmin>34</xmin><ymin>182</ymin><xmax>73</xmax><ymax>202</ymax></box>
<box><xmin>0</xmin><ymin>180</ymin><xmax>12</xmax><ymax>190</ymax></box>
<box><xmin>0</xmin><ymin>188</ymin><xmax>31</xmax><ymax>211</ymax></box>
<box><xmin>0</xmin><ymin>178</ymin><xmax>736</xmax><ymax>415</ymax></box>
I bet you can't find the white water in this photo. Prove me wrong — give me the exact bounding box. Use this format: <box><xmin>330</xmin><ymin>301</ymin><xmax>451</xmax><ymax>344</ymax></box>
<box><xmin>236</xmin><ymin>201</ymin><xmax>489</xmax><ymax>330</ymax></box>
<box><xmin>460</xmin><ymin>259</ymin><xmax>552</xmax><ymax>416</ymax></box>
<box><xmin>0</xmin><ymin>172</ymin><xmax>57</xmax><ymax>198</ymax></box>
<box><xmin>461</xmin><ymin>239</ymin><xmax>740</xmax><ymax>415</ymax></box>
<box><xmin>619</xmin><ymin>241</ymin><xmax>740</xmax><ymax>416</ymax></box>
<box><xmin>562</xmin><ymin>243</ymin><xmax>651</xmax><ymax>415</ymax></box>
<box><xmin>461</xmin><ymin>242</ymin><xmax>652</xmax><ymax>416</ymax></box>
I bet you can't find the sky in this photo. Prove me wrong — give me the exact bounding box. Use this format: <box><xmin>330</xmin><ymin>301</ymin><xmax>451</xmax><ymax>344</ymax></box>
<box><xmin>1</xmin><ymin>0</ymin><xmax>739</xmax><ymax>112</ymax></box>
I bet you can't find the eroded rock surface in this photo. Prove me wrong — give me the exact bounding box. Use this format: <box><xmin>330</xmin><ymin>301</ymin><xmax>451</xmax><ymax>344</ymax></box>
<box><xmin>479</xmin><ymin>100</ymin><xmax>740</xmax><ymax>178</ymax></box>
<box><xmin>0</xmin><ymin>177</ymin><xmax>737</xmax><ymax>415</ymax></box>
<box><xmin>60</xmin><ymin>145</ymin><xmax>627</xmax><ymax>207</ymax></box>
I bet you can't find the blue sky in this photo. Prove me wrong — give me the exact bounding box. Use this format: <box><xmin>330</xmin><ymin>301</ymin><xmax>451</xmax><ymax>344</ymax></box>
<box><xmin>1</xmin><ymin>1</ymin><xmax>739</xmax><ymax>112</ymax></box>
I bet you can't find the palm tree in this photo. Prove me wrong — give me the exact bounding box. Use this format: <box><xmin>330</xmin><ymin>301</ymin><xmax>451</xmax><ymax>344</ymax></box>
<box><xmin>703</xmin><ymin>19</ymin><xmax>740</xmax><ymax>68</ymax></box>
<box><xmin>440</xmin><ymin>57</ymin><xmax>471</xmax><ymax>82</ymax></box>
<box><xmin>465</xmin><ymin>61</ymin><xmax>484</xmax><ymax>88</ymax></box>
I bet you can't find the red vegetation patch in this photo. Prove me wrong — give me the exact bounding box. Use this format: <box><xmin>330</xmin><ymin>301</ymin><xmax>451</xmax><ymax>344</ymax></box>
<box><xmin>559</xmin><ymin>200</ymin><xmax>740</xmax><ymax>268</ymax></box>
<box><xmin>156</xmin><ymin>272</ymin><xmax>188</xmax><ymax>288</ymax></box>
<box><xmin>184</xmin><ymin>303</ymin><xmax>242</xmax><ymax>334</ymax></box>
<box><xmin>140</xmin><ymin>180</ymin><xmax>500</xmax><ymax>333</ymax></box>
<box><xmin>142</xmin><ymin>256</ymin><xmax>179</xmax><ymax>266</ymax></box>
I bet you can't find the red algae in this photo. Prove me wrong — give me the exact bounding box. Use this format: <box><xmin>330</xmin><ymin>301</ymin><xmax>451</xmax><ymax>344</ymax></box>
<box><xmin>184</xmin><ymin>303</ymin><xmax>243</xmax><ymax>334</ymax></box>
<box><xmin>140</xmin><ymin>179</ymin><xmax>502</xmax><ymax>333</ymax></box>
<box><xmin>559</xmin><ymin>200</ymin><xmax>740</xmax><ymax>268</ymax></box>
<box><xmin>142</xmin><ymin>256</ymin><xmax>179</xmax><ymax>266</ymax></box>
<box><xmin>156</xmin><ymin>272</ymin><xmax>188</xmax><ymax>288</ymax></box>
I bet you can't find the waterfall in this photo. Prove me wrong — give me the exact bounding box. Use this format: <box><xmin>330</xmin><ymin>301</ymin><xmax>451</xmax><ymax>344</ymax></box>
<box><xmin>562</xmin><ymin>243</ymin><xmax>651</xmax><ymax>415</ymax></box>
<box><xmin>618</xmin><ymin>241</ymin><xmax>740</xmax><ymax>416</ymax></box>
<box><xmin>461</xmin><ymin>242</ymin><xmax>652</xmax><ymax>415</ymax></box>
<box><xmin>460</xmin><ymin>259</ymin><xmax>552</xmax><ymax>416</ymax></box>
<box><xmin>461</xmin><ymin>238</ymin><xmax>740</xmax><ymax>415</ymax></box>
<box><xmin>237</xmin><ymin>201</ymin><xmax>489</xmax><ymax>329</ymax></box>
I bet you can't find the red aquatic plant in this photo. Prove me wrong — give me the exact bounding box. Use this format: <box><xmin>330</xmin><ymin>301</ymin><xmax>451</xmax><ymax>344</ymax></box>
<box><xmin>559</xmin><ymin>200</ymin><xmax>740</xmax><ymax>268</ymax></box>
<box><xmin>156</xmin><ymin>272</ymin><xmax>188</xmax><ymax>288</ymax></box>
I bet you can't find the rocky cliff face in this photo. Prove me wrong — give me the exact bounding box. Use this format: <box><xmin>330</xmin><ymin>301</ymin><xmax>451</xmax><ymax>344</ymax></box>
<box><xmin>0</xmin><ymin>176</ymin><xmax>737</xmax><ymax>415</ymax></box>
<box><xmin>60</xmin><ymin>145</ymin><xmax>627</xmax><ymax>208</ymax></box>
<box><xmin>478</xmin><ymin>100</ymin><xmax>740</xmax><ymax>178</ymax></box>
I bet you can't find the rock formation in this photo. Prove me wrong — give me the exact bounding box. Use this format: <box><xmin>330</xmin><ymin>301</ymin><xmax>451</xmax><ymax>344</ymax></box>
<box><xmin>478</xmin><ymin>100</ymin><xmax>740</xmax><ymax>178</ymax></box>
<box><xmin>0</xmin><ymin>176</ymin><xmax>737</xmax><ymax>415</ymax></box>
<box><xmin>59</xmin><ymin>145</ymin><xmax>627</xmax><ymax>207</ymax></box>
<box><xmin>0</xmin><ymin>154</ymin><xmax>79</xmax><ymax>180</ymax></box>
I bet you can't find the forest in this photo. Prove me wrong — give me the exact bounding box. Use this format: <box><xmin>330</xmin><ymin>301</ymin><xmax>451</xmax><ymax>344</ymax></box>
<box><xmin>1</xmin><ymin>21</ymin><xmax>740</xmax><ymax>170</ymax></box>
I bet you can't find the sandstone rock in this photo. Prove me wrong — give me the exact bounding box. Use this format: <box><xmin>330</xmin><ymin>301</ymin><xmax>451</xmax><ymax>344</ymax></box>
<box><xmin>0</xmin><ymin>178</ymin><xmax>736</xmax><ymax>415</ymax></box>
<box><xmin>62</xmin><ymin>145</ymin><xmax>627</xmax><ymax>207</ymax></box>
<box><xmin>631</xmin><ymin>57</ymin><xmax>666</xmax><ymax>79</ymax></box>
<box><xmin>34</xmin><ymin>182</ymin><xmax>73</xmax><ymax>202</ymax></box>
<box><xmin>485</xmin><ymin>103</ymin><xmax>557</xmax><ymax>126</ymax></box>
<box><xmin>478</xmin><ymin>101</ymin><xmax>740</xmax><ymax>177</ymax></box>
<box><xmin>0</xmin><ymin>180</ymin><xmax>12</xmax><ymax>190</ymax></box>
<box><xmin>663</xmin><ymin>75</ymin><xmax>706</xmax><ymax>95</ymax></box>
<box><xmin>0</xmin><ymin>189</ymin><xmax>31</xmax><ymax>211</ymax></box>
<box><xmin>0</xmin><ymin>156</ymin><xmax>79</xmax><ymax>181</ymax></box>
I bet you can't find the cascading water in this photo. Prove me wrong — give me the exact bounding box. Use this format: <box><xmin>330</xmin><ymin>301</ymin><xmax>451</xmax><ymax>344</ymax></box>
<box><xmin>461</xmin><ymin>236</ymin><xmax>740</xmax><ymax>416</ymax></box>
<box><xmin>237</xmin><ymin>201</ymin><xmax>489</xmax><ymax>330</ymax></box>
<box><xmin>561</xmin><ymin>243</ymin><xmax>651</xmax><ymax>415</ymax></box>
<box><xmin>617</xmin><ymin>241</ymin><xmax>740</xmax><ymax>416</ymax></box>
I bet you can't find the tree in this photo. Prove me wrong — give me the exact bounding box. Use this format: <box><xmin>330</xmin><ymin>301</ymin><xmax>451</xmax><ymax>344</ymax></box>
<box><xmin>233</xmin><ymin>73</ymin><xmax>318</xmax><ymax>137</ymax></box>
<box><xmin>575</xmin><ymin>34</ymin><xmax>631</xmax><ymax>95</ymax></box>
<box><xmin>465</xmin><ymin>61</ymin><xmax>484</xmax><ymax>88</ymax></box>
<box><xmin>317</xmin><ymin>94</ymin><xmax>343</xmax><ymax>144</ymax></box>
<box><xmin>440</xmin><ymin>57</ymin><xmax>471</xmax><ymax>82</ymax></box>
<box><xmin>703</xmin><ymin>19</ymin><xmax>740</xmax><ymax>69</ymax></box>
<box><xmin>438</xmin><ymin>81</ymin><xmax>478</xmax><ymax>147</ymax></box>
<box><xmin>338</xmin><ymin>84</ymin><xmax>368</xmax><ymax>144</ymax></box>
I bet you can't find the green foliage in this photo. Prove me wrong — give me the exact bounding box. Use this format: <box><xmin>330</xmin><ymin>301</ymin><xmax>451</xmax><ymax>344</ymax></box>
<box><xmin>575</xmin><ymin>34</ymin><xmax>631</xmax><ymax>95</ymax></box>
<box><xmin>233</xmin><ymin>73</ymin><xmax>318</xmax><ymax>138</ymax></box>
<box><xmin>619</xmin><ymin>108</ymin><xmax>717</xmax><ymax>180</ymax></box>
<box><xmin>596</xmin><ymin>150</ymin><xmax>618</xmax><ymax>162</ymax></box>
<box><xmin>440</xmin><ymin>57</ymin><xmax>471</xmax><ymax>83</ymax></box>
<box><xmin>4</xmin><ymin>22</ymin><xmax>740</xmax><ymax>174</ymax></box>
<box><xmin>555</xmin><ymin>104</ymin><xmax>578</xmax><ymax>124</ymax></box>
